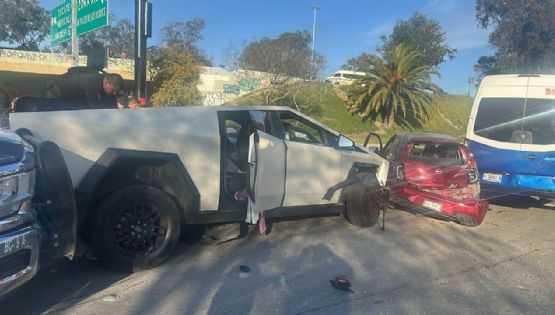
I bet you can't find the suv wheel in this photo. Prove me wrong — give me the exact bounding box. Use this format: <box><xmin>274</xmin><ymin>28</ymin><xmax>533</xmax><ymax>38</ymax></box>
<box><xmin>91</xmin><ymin>185</ymin><xmax>181</xmax><ymax>272</ymax></box>
<box><xmin>344</xmin><ymin>183</ymin><xmax>381</xmax><ymax>227</ymax></box>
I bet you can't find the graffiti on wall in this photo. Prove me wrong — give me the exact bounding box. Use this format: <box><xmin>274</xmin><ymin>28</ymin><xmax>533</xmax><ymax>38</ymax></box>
<box><xmin>203</xmin><ymin>91</ymin><xmax>229</xmax><ymax>106</ymax></box>
<box><xmin>199</xmin><ymin>68</ymin><xmax>268</xmax><ymax>106</ymax></box>
<box><xmin>239</xmin><ymin>78</ymin><xmax>261</xmax><ymax>92</ymax></box>
<box><xmin>223</xmin><ymin>84</ymin><xmax>240</xmax><ymax>95</ymax></box>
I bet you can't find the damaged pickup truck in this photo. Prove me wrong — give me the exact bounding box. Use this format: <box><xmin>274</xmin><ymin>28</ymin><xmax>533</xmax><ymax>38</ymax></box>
<box><xmin>0</xmin><ymin>129</ymin><xmax>76</xmax><ymax>298</ymax></box>
<box><xmin>4</xmin><ymin>105</ymin><xmax>389</xmax><ymax>276</ymax></box>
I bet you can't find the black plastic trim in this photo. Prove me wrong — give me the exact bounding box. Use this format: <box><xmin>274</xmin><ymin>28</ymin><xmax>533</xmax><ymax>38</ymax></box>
<box><xmin>76</xmin><ymin>148</ymin><xmax>200</xmax><ymax>225</ymax></box>
<box><xmin>265</xmin><ymin>204</ymin><xmax>343</xmax><ymax>219</ymax></box>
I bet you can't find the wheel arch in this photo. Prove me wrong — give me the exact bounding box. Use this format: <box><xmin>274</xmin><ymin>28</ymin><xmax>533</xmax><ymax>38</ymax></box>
<box><xmin>76</xmin><ymin>148</ymin><xmax>200</xmax><ymax>227</ymax></box>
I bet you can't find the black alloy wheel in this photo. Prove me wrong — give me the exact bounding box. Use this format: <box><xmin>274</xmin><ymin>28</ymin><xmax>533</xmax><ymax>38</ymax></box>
<box><xmin>91</xmin><ymin>185</ymin><xmax>181</xmax><ymax>272</ymax></box>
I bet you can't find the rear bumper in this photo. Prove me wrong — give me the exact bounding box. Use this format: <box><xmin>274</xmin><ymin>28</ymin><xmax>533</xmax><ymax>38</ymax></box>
<box><xmin>0</xmin><ymin>226</ymin><xmax>40</xmax><ymax>299</ymax></box>
<box><xmin>481</xmin><ymin>180</ymin><xmax>555</xmax><ymax>199</ymax></box>
<box><xmin>390</xmin><ymin>187</ymin><xmax>488</xmax><ymax>226</ymax></box>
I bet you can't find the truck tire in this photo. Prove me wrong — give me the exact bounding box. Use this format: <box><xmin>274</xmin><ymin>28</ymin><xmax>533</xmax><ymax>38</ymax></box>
<box><xmin>344</xmin><ymin>183</ymin><xmax>381</xmax><ymax>227</ymax></box>
<box><xmin>91</xmin><ymin>185</ymin><xmax>181</xmax><ymax>272</ymax></box>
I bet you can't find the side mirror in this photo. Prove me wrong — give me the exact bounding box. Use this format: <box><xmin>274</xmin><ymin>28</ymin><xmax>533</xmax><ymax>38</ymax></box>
<box><xmin>338</xmin><ymin>135</ymin><xmax>354</xmax><ymax>148</ymax></box>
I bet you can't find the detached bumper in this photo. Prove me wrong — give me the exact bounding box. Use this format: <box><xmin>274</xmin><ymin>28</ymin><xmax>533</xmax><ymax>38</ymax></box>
<box><xmin>0</xmin><ymin>226</ymin><xmax>40</xmax><ymax>299</ymax></box>
<box><xmin>390</xmin><ymin>187</ymin><xmax>488</xmax><ymax>226</ymax></box>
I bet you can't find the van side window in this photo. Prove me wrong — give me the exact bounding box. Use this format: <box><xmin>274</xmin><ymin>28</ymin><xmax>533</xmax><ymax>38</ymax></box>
<box><xmin>474</xmin><ymin>98</ymin><xmax>525</xmax><ymax>143</ymax></box>
<box><xmin>333</xmin><ymin>73</ymin><xmax>342</xmax><ymax>77</ymax></box>
<box><xmin>523</xmin><ymin>99</ymin><xmax>555</xmax><ymax>145</ymax></box>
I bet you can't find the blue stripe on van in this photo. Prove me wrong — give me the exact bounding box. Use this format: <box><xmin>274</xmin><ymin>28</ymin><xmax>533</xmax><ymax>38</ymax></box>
<box><xmin>468</xmin><ymin>140</ymin><xmax>555</xmax><ymax>193</ymax></box>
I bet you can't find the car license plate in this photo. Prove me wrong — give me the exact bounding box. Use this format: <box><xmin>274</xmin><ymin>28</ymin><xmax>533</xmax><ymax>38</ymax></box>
<box><xmin>483</xmin><ymin>173</ymin><xmax>503</xmax><ymax>183</ymax></box>
<box><xmin>423</xmin><ymin>199</ymin><xmax>442</xmax><ymax>212</ymax></box>
<box><xmin>0</xmin><ymin>234</ymin><xmax>29</xmax><ymax>256</ymax></box>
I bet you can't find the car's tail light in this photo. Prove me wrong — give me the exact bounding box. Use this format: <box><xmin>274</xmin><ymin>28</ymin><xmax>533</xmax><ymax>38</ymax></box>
<box><xmin>396</xmin><ymin>164</ymin><xmax>405</xmax><ymax>180</ymax></box>
<box><xmin>467</xmin><ymin>169</ymin><xmax>478</xmax><ymax>183</ymax></box>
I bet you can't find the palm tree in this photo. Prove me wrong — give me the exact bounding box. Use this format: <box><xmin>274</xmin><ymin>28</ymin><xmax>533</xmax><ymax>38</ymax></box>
<box><xmin>348</xmin><ymin>44</ymin><xmax>442</xmax><ymax>128</ymax></box>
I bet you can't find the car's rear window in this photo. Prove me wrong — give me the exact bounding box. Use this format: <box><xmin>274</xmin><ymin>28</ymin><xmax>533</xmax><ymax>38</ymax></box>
<box><xmin>408</xmin><ymin>142</ymin><xmax>463</xmax><ymax>166</ymax></box>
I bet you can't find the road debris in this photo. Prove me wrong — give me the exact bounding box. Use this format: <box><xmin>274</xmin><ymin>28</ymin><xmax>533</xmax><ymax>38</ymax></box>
<box><xmin>330</xmin><ymin>275</ymin><xmax>354</xmax><ymax>293</ymax></box>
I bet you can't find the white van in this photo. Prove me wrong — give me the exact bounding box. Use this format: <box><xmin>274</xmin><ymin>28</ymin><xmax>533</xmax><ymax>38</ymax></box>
<box><xmin>325</xmin><ymin>70</ymin><xmax>366</xmax><ymax>86</ymax></box>
<box><xmin>465</xmin><ymin>74</ymin><xmax>555</xmax><ymax>199</ymax></box>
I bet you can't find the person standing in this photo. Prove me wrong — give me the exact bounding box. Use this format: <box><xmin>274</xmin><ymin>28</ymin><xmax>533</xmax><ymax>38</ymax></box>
<box><xmin>0</xmin><ymin>91</ymin><xmax>9</xmax><ymax>128</ymax></box>
<box><xmin>45</xmin><ymin>67</ymin><xmax>125</xmax><ymax>109</ymax></box>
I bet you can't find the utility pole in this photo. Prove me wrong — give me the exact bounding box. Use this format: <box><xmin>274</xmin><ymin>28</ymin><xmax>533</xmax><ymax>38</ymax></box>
<box><xmin>71</xmin><ymin>0</ymin><xmax>79</xmax><ymax>66</ymax></box>
<box><xmin>134</xmin><ymin>0</ymin><xmax>152</xmax><ymax>104</ymax></box>
<box><xmin>310</xmin><ymin>5</ymin><xmax>319</xmax><ymax>80</ymax></box>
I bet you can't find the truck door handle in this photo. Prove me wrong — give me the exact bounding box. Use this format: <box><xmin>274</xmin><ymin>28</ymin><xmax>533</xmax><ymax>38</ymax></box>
<box><xmin>524</xmin><ymin>154</ymin><xmax>537</xmax><ymax>160</ymax></box>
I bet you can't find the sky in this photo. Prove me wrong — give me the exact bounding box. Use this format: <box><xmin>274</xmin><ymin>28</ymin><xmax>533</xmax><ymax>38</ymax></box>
<box><xmin>39</xmin><ymin>0</ymin><xmax>494</xmax><ymax>95</ymax></box>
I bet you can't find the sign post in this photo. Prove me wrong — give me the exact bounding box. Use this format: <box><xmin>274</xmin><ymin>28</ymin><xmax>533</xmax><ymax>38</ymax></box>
<box><xmin>50</xmin><ymin>0</ymin><xmax>109</xmax><ymax>66</ymax></box>
<box><xmin>50</xmin><ymin>1</ymin><xmax>72</xmax><ymax>46</ymax></box>
<box><xmin>71</xmin><ymin>0</ymin><xmax>78</xmax><ymax>66</ymax></box>
<box><xmin>76</xmin><ymin>0</ymin><xmax>109</xmax><ymax>36</ymax></box>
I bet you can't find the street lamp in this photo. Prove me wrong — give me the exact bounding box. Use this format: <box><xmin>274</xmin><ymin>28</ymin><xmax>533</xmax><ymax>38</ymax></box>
<box><xmin>310</xmin><ymin>5</ymin><xmax>319</xmax><ymax>80</ymax></box>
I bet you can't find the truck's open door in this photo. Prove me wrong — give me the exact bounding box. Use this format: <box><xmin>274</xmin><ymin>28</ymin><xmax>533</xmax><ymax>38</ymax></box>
<box><xmin>246</xmin><ymin>131</ymin><xmax>286</xmax><ymax>224</ymax></box>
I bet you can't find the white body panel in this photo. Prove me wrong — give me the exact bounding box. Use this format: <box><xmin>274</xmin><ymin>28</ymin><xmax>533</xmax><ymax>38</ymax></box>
<box><xmin>10</xmin><ymin>105</ymin><xmax>389</xmax><ymax>215</ymax></box>
<box><xmin>282</xmin><ymin>141</ymin><xmax>343</xmax><ymax>206</ymax></box>
<box><xmin>247</xmin><ymin>131</ymin><xmax>286</xmax><ymax>223</ymax></box>
<box><xmin>10</xmin><ymin>107</ymin><xmax>222</xmax><ymax>211</ymax></box>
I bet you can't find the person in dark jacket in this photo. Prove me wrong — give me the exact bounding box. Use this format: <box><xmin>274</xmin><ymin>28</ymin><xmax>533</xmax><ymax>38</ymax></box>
<box><xmin>0</xmin><ymin>91</ymin><xmax>9</xmax><ymax>128</ymax></box>
<box><xmin>45</xmin><ymin>67</ymin><xmax>125</xmax><ymax>109</ymax></box>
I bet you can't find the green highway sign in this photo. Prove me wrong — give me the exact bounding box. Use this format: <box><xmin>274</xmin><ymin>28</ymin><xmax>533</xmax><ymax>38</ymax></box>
<box><xmin>76</xmin><ymin>0</ymin><xmax>109</xmax><ymax>36</ymax></box>
<box><xmin>50</xmin><ymin>1</ymin><xmax>72</xmax><ymax>45</ymax></box>
<box><xmin>50</xmin><ymin>0</ymin><xmax>109</xmax><ymax>46</ymax></box>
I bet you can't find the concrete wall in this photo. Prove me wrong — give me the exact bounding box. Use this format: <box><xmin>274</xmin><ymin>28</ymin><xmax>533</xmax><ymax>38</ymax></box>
<box><xmin>198</xmin><ymin>67</ymin><xmax>270</xmax><ymax>106</ymax></box>
<box><xmin>0</xmin><ymin>48</ymin><xmax>135</xmax><ymax>80</ymax></box>
<box><xmin>0</xmin><ymin>49</ymin><xmax>270</xmax><ymax>105</ymax></box>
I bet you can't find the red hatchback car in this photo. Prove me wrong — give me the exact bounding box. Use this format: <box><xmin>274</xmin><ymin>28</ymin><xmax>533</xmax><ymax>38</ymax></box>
<box><xmin>367</xmin><ymin>133</ymin><xmax>488</xmax><ymax>226</ymax></box>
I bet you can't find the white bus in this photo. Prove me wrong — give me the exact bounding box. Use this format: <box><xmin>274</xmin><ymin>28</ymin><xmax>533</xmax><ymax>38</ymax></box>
<box><xmin>465</xmin><ymin>74</ymin><xmax>555</xmax><ymax>199</ymax></box>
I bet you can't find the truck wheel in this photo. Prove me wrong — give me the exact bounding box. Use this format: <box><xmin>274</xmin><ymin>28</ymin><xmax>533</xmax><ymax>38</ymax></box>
<box><xmin>344</xmin><ymin>183</ymin><xmax>381</xmax><ymax>227</ymax></box>
<box><xmin>91</xmin><ymin>185</ymin><xmax>181</xmax><ymax>272</ymax></box>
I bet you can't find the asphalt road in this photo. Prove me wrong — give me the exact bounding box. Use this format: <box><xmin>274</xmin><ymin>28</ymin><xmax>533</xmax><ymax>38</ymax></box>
<box><xmin>2</xmin><ymin>196</ymin><xmax>555</xmax><ymax>315</ymax></box>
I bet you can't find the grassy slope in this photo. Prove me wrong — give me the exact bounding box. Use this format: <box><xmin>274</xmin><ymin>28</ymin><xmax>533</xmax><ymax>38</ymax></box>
<box><xmin>230</xmin><ymin>83</ymin><xmax>473</xmax><ymax>145</ymax></box>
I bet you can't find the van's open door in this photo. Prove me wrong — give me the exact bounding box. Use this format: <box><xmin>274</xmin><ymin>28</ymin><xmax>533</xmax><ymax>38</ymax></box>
<box><xmin>246</xmin><ymin>131</ymin><xmax>286</xmax><ymax>224</ymax></box>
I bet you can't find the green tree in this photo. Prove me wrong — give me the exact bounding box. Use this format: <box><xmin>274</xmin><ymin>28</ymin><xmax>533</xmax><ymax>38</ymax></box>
<box><xmin>475</xmin><ymin>0</ymin><xmax>555</xmax><ymax>75</ymax></box>
<box><xmin>0</xmin><ymin>0</ymin><xmax>49</xmax><ymax>51</ymax></box>
<box><xmin>348</xmin><ymin>45</ymin><xmax>441</xmax><ymax>128</ymax></box>
<box><xmin>342</xmin><ymin>53</ymin><xmax>380</xmax><ymax>73</ymax></box>
<box><xmin>150</xmin><ymin>44</ymin><xmax>202</xmax><ymax>106</ymax></box>
<box><xmin>161</xmin><ymin>18</ymin><xmax>211</xmax><ymax>66</ymax></box>
<box><xmin>238</xmin><ymin>31</ymin><xmax>326</xmax><ymax>81</ymax></box>
<box><xmin>379</xmin><ymin>12</ymin><xmax>456</xmax><ymax>68</ymax></box>
<box><xmin>149</xmin><ymin>18</ymin><xmax>208</xmax><ymax>106</ymax></box>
